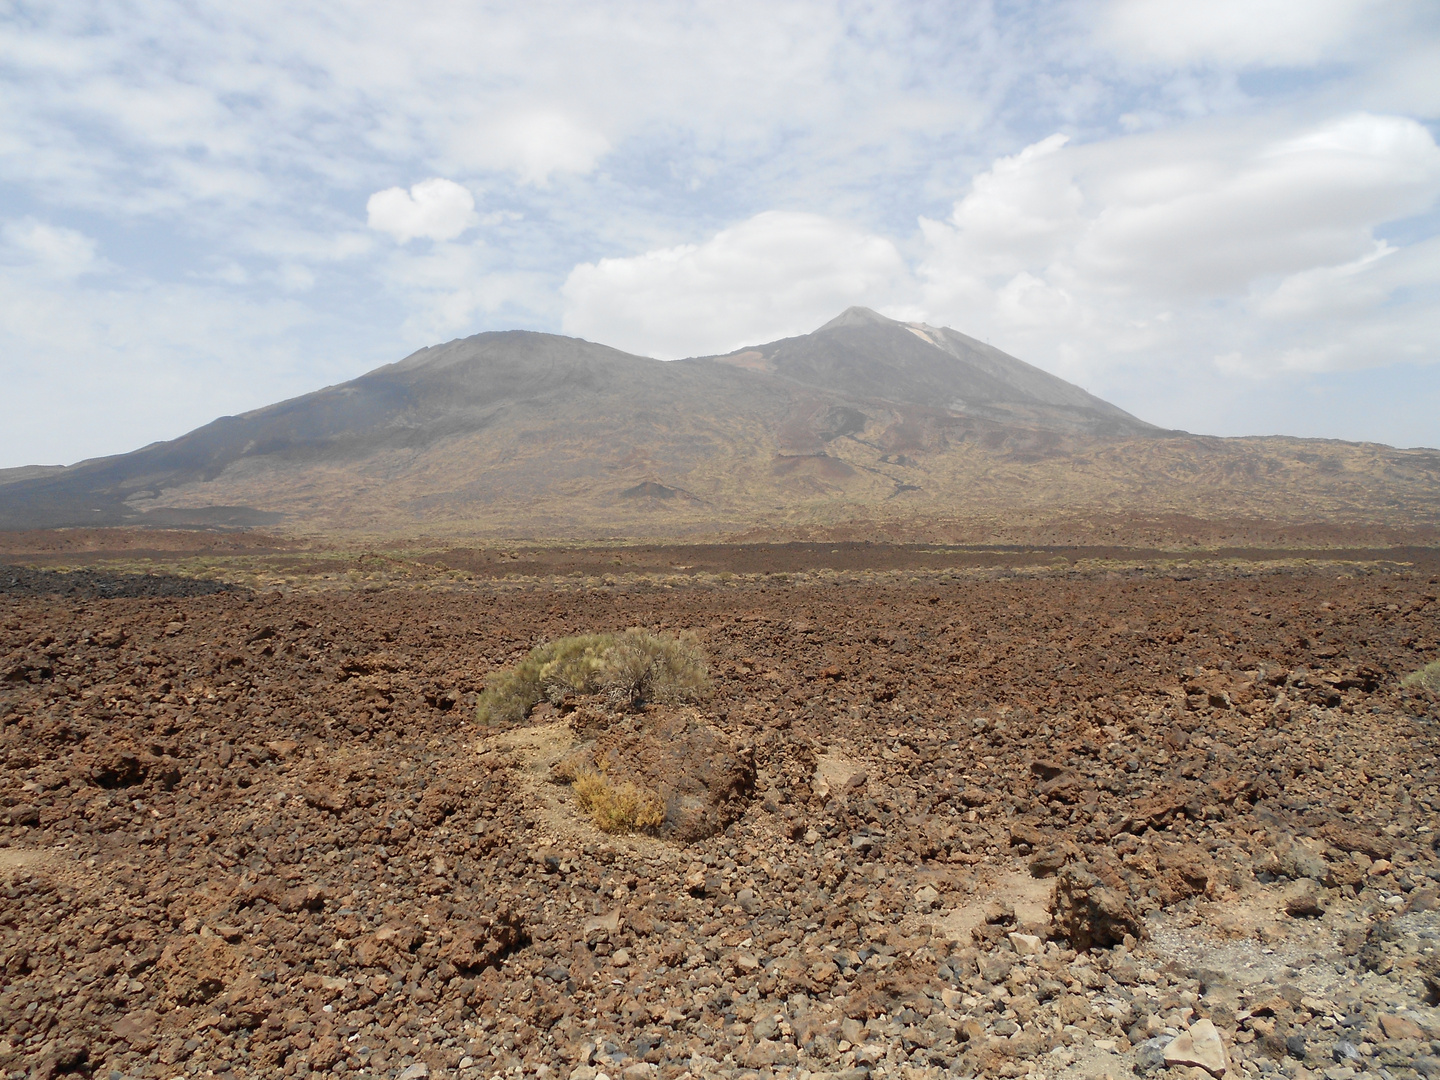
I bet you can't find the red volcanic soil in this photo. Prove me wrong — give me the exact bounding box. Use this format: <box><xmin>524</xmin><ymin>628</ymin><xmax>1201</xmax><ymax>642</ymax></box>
<box><xmin>1</xmin><ymin>561</ymin><xmax>1438</xmax><ymax>1080</ymax></box>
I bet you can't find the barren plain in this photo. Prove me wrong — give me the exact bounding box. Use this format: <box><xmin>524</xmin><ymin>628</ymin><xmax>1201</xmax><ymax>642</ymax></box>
<box><xmin>2</xmin><ymin>538</ymin><xmax>1439</xmax><ymax>1080</ymax></box>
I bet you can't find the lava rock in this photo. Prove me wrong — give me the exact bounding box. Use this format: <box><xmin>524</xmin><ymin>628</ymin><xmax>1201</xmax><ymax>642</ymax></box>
<box><xmin>1051</xmin><ymin>863</ymin><xmax>1141</xmax><ymax>951</ymax></box>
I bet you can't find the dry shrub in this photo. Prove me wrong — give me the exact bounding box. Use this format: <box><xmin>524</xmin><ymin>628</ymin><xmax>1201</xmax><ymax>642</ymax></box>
<box><xmin>571</xmin><ymin>771</ymin><xmax>666</xmax><ymax>834</ymax></box>
<box><xmin>1403</xmin><ymin>661</ymin><xmax>1440</xmax><ymax>694</ymax></box>
<box><xmin>475</xmin><ymin>630</ymin><xmax>710</xmax><ymax>726</ymax></box>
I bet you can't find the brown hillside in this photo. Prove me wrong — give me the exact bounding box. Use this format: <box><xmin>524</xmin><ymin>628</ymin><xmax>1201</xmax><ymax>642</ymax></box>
<box><xmin>0</xmin><ymin>308</ymin><xmax>1435</xmax><ymax>541</ymax></box>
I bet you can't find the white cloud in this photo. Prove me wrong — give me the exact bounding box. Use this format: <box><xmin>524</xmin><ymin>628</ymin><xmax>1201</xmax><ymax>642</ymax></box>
<box><xmin>918</xmin><ymin>113</ymin><xmax>1440</xmax><ymax>383</ymax></box>
<box><xmin>1252</xmin><ymin>241</ymin><xmax>1397</xmax><ymax>320</ymax></box>
<box><xmin>945</xmin><ymin>134</ymin><xmax>1082</xmax><ymax>273</ymax></box>
<box><xmin>367</xmin><ymin>178</ymin><xmax>478</xmax><ymax>243</ymax></box>
<box><xmin>0</xmin><ymin>1</ymin><xmax>984</xmax><ymax>226</ymax></box>
<box><xmin>561</xmin><ymin>211</ymin><xmax>913</xmax><ymax>358</ymax></box>
<box><xmin>460</xmin><ymin>109</ymin><xmax>611</xmax><ymax>185</ymax></box>
<box><xmin>1080</xmin><ymin>114</ymin><xmax>1440</xmax><ymax>293</ymax></box>
<box><xmin>1</xmin><ymin>218</ymin><xmax>102</xmax><ymax>278</ymax></box>
<box><xmin>1100</xmin><ymin>0</ymin><xmax>1382</xmax><ymax>68</ymax></box>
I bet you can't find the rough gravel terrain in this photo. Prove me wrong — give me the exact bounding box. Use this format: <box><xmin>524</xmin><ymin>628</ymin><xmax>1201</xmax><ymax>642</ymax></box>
<box><xmin>2</xmin><ymin>557</ymin><xmax>1439</xmax><ymax>1080</ymax></box>
<box><xmin>1</xmin><ymin>566</ymin><xmax>241</xmax><ymax>600</ymax></box>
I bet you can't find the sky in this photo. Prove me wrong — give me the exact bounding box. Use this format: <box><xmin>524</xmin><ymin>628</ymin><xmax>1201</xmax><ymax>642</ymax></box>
<box><xmin>2</xmin><ymin>0</ymin><xmax>1439</xmax><ymax>468</ymax></box>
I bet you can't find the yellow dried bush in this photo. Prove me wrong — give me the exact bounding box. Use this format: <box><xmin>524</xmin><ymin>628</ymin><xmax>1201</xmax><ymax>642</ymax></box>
<box><xmin>571</xmin><ymin>771</ymin><xmax>666</xmax><ymax>834</ymax></box>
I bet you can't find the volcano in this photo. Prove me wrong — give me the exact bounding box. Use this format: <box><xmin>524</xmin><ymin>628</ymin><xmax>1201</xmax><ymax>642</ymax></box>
<box><xmin>1</xmin><ymin>308</ymin><xmax>1435</xmax><ymax>538</ymax></box>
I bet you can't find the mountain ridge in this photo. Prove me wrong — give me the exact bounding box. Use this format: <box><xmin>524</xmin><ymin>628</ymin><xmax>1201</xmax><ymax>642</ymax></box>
<box><xmin>1</xmin><ymin>308</ymin><xmax>1436</xmax><ymax>538</ymax></box>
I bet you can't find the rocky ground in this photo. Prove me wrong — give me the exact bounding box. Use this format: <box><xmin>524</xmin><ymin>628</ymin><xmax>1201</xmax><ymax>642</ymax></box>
<box><xmin>1</xmin><ymin>553</ymin><xmax>1438</xmax><ymax>1080</ymax></box>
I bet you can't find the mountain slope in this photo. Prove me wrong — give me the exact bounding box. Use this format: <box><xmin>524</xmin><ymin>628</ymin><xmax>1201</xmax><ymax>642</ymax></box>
<box><xmin>697</xmin><ymin>306</ymin><xmax>1152</xmax><ymax>435</ymax></box>
<box><xmin>1</xmin><ymin>309</ymin><xmax>1436</xmax><ymax>538</ymax></box>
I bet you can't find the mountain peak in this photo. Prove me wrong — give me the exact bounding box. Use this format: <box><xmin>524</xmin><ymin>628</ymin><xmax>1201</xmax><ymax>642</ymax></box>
<box><xmin>814</xmin><ymin>306</ymin><xmax>896</xmax><ymax>333</ymax></box>
<box><xmin>717</xmin><ymin>306</ymin><xmax>1154</xmax><ymax>437</ymax></box>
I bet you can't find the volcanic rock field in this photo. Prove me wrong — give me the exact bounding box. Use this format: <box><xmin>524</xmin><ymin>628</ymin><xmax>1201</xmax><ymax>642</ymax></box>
<box><xmin>2</xmin><ymin>554</ymin><xmax>1439</xmax><ymax>1080</ymax></box>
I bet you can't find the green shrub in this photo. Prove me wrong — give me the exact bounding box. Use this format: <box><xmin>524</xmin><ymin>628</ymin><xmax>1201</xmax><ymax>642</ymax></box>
<box><xmin>1402</xmin><ymin>661</ymin><xmax>1440</xmax><ymax>694</ymax></box>
<box><xmin>475</xmin><ymin>630</ymin><xmax>710</xmax><ymax>725</ymax></box>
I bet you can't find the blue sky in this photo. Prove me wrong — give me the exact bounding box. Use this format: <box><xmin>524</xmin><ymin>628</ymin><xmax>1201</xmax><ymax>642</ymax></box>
<box><xmin>2</xmin><ymin>0</ymin><xmax>1438</xmax><ymax>467</ymax></box>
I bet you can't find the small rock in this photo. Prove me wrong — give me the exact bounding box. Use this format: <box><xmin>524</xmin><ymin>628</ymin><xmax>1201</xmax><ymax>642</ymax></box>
<box><xmin>398</xmin><ymin>1065</ymin><xmax>430</xmax><ymax>1080</ymax></box>
<box><xmin>1029</xmin><ymin>842</ymin><xmax>1078</xmax><ymax>878</ymax></box>
<box><xmin>1163</xmin><ymin>1018</ymin><xmax>1229</xmax><ymax>1077</ymax></box>
<box><xmin>301</xmin><ymin>784</ymin><xmax>347</xmax><ymax>813</ymax></box>
<box><xmin>735</xmin><ymin>888</ymin><xmax>759</xmax><ymax>914</ymax></box>
<box><xmin>1134</xmin><ymin>1036</ymin><xmax>1171</xmax><ymax>1074</ymax></box>
<box><xmin>747</xmin><ymin>1038</ymin><xmax>798</xmax><ymax>1067</ymax></box>
<box><xmin>1008</xmin><ymin>932</ymin><xmax>1043</xmax><ymax>956</ymax></box>
<box><xmin>1285</xmin><ymin>883</ymin><xmax>1327</xmax><ymax>919</ymax></box>
<box><xmin>1052</xmin><ymin>863</ymin><xmax>1141</xmax><ymax>950</ymax></box>
<box><xmin>1268</xmin><ymin>840</ymin><xmax>1328</xmax><ymax>882</ymax></box>
<box><xmin>1286</xmin><ymin>1033</ymin><xmax>1308</xmax><ymax>1059</ymax></box>
<box><xmin>1378</xmin><ymin>1014</ymin><xmax>1425</xmax><ymax>1041</ymax></box>
<box><xmin>1406</xmin><ymin>886</ymin><xmax>1440</xmax><ymax>913</ymax></box>
<box><xmin>983</xmin><ymin>900</ymin><xmax>1015</xmax><ymax>925</ymax></box>
<box><xmin>914</xmin><ymin>885</ymin><xmax>940</xmax><ymax>912</ymax></box>
<box><xmin>854</xmin><ymin>1043</ymin><xmax>884</xmax><ymax>1065</ymax></box>
<box><xmin>1057</xmin><ymin>994</ymin><xmax>1090</xmax><ymax>1025</ymax></box>
<box><xmin>1333</xmin><ymin>1040</ymin><xmax>1363</xmax><ymax>1064</ymax></box>
<box><xmin>611</xmin><ymin>949</ymin><xmax>631</xmax><ymax>968</ymax></box>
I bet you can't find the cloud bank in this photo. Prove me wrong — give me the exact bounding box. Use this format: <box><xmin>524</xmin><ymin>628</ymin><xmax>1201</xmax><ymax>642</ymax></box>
<box><xmin>915</xmin><ymin>113</ymin><xmax>1440</xmax><ymax>378</ymax></box>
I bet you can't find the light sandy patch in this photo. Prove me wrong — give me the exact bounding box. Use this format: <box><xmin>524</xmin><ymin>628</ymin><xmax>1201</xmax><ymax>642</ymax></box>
<box><xmin>475</xmin><ymin>722</ymin><xmax>683</xmax><ymax>863</ymax></box>
<box><xmin>811</xmin><ymin>751</ymin><xmax>868</xmax><ymax>800</ymax></box>
<box><xmin>1047</xmin><ymin>1040</ymin><xmax>1133</xmax><ymax>1080</ymax></box>
<box><xmin>932</xmin><ymin>868</ymin><xmax>1056</xmax><ymax>942</ymax></box>
<box><xmin>0</xmin><ymin>847</ymin><xmax>53</xmax><ymax>878</ymax></box>
<box><xmin>0</xmin><ymin>845</ymin><xmax>98</xmax><ymax>892</ymax></box>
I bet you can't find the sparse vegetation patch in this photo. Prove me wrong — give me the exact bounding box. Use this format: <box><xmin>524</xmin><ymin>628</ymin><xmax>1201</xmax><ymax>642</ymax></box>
<box><xmin>475</xmin><ymin>629</ymin><xmax>710</xmax><ymax>725</ymax></box>
<box><xmin>1402</xmin><ymin>660</ymin><xmax>1440</xmax><ymax>694</ymax></box>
